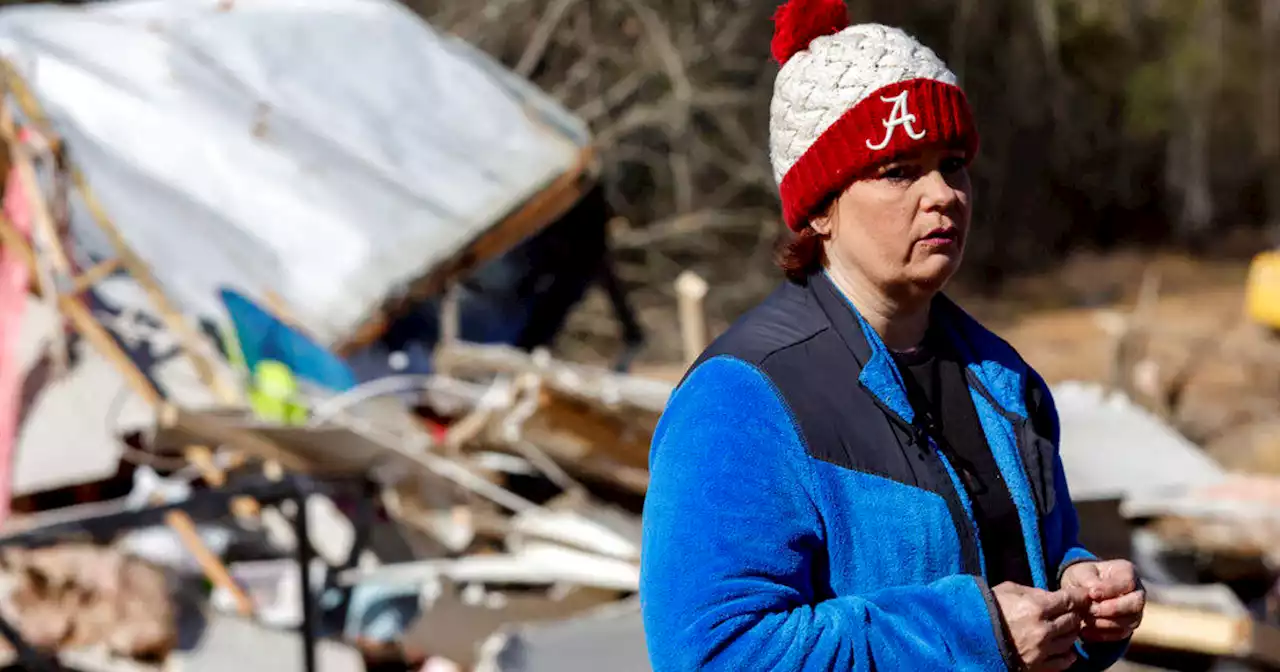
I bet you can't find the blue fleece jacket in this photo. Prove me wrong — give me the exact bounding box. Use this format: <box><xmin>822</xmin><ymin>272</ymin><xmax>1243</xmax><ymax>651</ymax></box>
<box><xmin>639</xmin><ymin>279</ymin><xmax>1127</xmax><ymax>671</ymax></box>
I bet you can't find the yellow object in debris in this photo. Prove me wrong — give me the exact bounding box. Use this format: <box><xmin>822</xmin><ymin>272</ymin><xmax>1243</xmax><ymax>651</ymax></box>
<box><xmin>1245</xmin><ymin>250</ymin><xmax>1280</xmax><ymax>329</ymax></box>
<box><xmin>249</xmin><ymin>360</ymin><xmax>308</xmax><ymax>425</ymax></box>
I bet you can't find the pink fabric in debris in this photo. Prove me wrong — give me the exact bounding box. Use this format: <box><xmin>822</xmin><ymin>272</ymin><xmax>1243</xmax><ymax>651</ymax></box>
<box><xmin>0</xmin><ymin>152</ymin><xmax>33</xmax><ymax>524</ymax></box>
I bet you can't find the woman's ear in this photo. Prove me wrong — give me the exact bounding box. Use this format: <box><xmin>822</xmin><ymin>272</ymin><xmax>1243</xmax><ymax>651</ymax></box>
<box><xmin>809</xmin><ymin>196</ymin><xmax>838</xmax><ymax>236</ymax></box>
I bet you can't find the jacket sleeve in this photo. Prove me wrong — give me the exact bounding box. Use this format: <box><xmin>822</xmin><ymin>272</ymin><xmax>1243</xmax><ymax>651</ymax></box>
<box><xmin>1028</xmin><ymin>373</ymin><xmax>1132</xmax><ymax>671</ymax></box>
<box><xmin>639</xmin><ymin>355</ymin><xmax>1013</xmax><ymax>672</ymax></box>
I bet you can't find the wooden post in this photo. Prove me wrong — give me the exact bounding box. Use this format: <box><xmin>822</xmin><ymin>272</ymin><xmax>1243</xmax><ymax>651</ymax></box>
<box><xmin>674</xmin><ymin>270</ymin><xmax>708</xmax><ymax>366</ymax></box>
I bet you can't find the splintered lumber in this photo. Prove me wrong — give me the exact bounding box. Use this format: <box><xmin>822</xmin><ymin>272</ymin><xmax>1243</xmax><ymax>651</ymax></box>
<box><xmin>0</xmin><ymin>61</ymin><xmax>275</xmax><ymax>516</ymax></box>
<box><xmin>430</xmin><ymin>343</ymin><xmax>664</xmax><ymax>495</ymax></box>
<box><xmin>0</xmin><ymin>114</ymin><xmax>69</xmax><ymax>277</ymax></box>
<box><xmin>434</xmin><ymin>343</ymin><xmax>674</xmax><ymax>414</ymax></box>
<box><xmin>516</xmin><ymin>395</ymin><xmax>651</xmax><ymax>494</ymax></box>
<box><xmin>161</xmin><ymin>509</ymin><xmax>254</xmax><ymax>615</ymax></box>
<box><xmin>71</xmin><ymin>257</ymin><xmax>123</xmax><ymax>294</ymax></box>
<box><xmin>0</xmin><ymin>65</ymin><xmax>245</xmax><ymax>483</ymax></box>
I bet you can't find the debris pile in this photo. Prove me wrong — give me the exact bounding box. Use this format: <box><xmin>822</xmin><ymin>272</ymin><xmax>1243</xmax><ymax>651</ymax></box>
<box><xmin>1</xmin><ymin>2</ymin><xmax>1280</xmax><ymax>672</ymax></box>
<box><xmin>0</xmin><ymin>0</ymin><xmax>669</xmax><ymax>669</ymax></box>
<box><xmin>1054</xmin><ymin>381</ymin><xmax>1280</xmax><ymax>669</ymax></box>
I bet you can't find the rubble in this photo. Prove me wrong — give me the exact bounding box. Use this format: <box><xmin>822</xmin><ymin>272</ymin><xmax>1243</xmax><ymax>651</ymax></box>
<box><xmin>0</xmin><ymin>0</ymin><xmax>658</xmax><ymax>669</ymax></box>
<box><xmin>0</xmin><ymin>1</ymin><xmax>1275</xmax><ymax>672</ymax></box>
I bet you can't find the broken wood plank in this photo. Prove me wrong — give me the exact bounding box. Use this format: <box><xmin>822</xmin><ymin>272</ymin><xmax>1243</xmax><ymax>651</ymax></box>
<box><xmin>338</xmin><ymin>541</ymin><xmax>640</xmax><ymax>592</ymax></box>
<box><xmin>0</xmin><ymin>114</ymin><xmax>70</xmax><ymax>277</ymax></box>
<box><xmin>1132</xmin><ymin>602</ymin><xmax>1280</xmax><ymax>665</ymax></box>
<box><xmin>163</xmin><ymin>508</ymin><xmax>254</xmax><ymax>616</ymax></box>
<box><xmin>71</xmin><ymin>257</ymin><xmax>123</xmax><ymax>294</ymax></box>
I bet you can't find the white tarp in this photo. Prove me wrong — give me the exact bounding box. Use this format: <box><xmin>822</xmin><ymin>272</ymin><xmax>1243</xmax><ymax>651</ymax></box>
<box><xmin>0</xmin><ymin>0</ymin><xmax>591</xmax><ymax>347</ymax></box>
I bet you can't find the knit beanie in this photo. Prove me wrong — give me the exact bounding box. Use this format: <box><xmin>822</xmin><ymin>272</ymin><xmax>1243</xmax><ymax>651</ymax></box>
<box><xmin>769</xmin><ymin>0</ymin><xmax>979</xmax><ymax>231</ymax></box>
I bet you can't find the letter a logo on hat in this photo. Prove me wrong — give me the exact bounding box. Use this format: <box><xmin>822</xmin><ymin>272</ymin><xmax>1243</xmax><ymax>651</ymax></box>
<box><xmin>866</xmin><ymin>90</ymin><xmax>926</xmax><ymax>150</ymax></box>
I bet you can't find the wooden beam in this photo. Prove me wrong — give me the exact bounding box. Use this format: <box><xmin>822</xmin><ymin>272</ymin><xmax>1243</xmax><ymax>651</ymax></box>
<box><xmin>70</xmin><ymin>257</ymin><xmax>122</xmax><ymax>294</ymax></box>
<box><xmin>164</xmin><ymin>508</ymin><xmax>254</xmax><ymax>616</ymax></box>
<box><xmin>1132</xmin><ymin>603</ymin><xmax>1280</xmax><ymax>665</ymax></box>
<box><xmin>0</xmin><ymin>110</ymin><xmax>70</xmax><ymax>276</ymax></box>
<box><xmin>68</xmin><ymin>165</ymin><xmax>241</xmax><ymax>405</ymax></box>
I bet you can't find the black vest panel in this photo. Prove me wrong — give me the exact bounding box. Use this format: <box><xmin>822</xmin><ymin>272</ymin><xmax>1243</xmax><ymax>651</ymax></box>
<box><xmin>686</xmin><ymin>275</ymin><xmax>985</xmax><ymax>575</ymax></box>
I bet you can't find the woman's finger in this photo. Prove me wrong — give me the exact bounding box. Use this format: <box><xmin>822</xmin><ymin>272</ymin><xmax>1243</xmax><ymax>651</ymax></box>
<box><xmin>1090</xmin><ymin>590</ymin><xmax>1146</xmax><ymax>619</ymax></box>
<box><xmin>1044</xmin><ymin>610</ymin><xmax>1083</xmax><ymax>639</ymax></box>
<box><xmin>1082</xmin><ymin>613</ymin><xmax>1142</xmax><ymax>641</ymax></box>
<box><xmin>1086</xmin><ymin>615</ymin><xmax>1140</xmax><ymax>630</ymax></box>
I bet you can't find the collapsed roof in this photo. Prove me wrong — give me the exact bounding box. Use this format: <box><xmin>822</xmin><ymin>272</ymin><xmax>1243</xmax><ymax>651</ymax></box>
<box><xmin>0</xmin><ymin>0</ymin><xmax>593</xmax><ymax>349</ymax></box>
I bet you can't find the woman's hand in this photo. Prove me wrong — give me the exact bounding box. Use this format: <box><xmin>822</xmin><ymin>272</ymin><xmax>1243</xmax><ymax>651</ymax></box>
<box><xmin>1060</xmin><ymin>559</ymin><xmax>1146</xmax><ymax>643</ymax></box>
<box><xmin>992</xmin><ymin>581</ymin><xmax>1089</xmax><ymax>671</ymax></box>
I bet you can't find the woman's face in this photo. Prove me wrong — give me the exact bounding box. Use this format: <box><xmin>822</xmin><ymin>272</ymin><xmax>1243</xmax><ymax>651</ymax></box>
<box><xmin>812</xmin><ymin>147</ymin><xmax>972</xmax><ymax>303</ymax></box>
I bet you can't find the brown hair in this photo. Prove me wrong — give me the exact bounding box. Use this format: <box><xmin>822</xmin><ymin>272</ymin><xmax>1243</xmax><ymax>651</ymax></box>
<box><xmin>775</xmin><ymin>195</ymin><xmax>835</xmax><ymax>283</ymax></box>
<box><xmin>776</xmin><ymin>225</ymin><xmax>826</xmax><ymax>283</ymax></box>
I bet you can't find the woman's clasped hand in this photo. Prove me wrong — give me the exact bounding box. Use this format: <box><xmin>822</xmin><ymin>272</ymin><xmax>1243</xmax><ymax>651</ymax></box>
<box><xmin>995</xmin><ymin>559</ymin><xmax>1146</xmax><ymax>672</ymax></box>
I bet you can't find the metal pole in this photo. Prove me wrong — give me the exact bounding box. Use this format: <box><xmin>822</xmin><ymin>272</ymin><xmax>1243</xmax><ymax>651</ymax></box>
<box><xmin>294</xmin><ymin>497</ymin><xmax>318</xmax><ymax>672</ymax></box>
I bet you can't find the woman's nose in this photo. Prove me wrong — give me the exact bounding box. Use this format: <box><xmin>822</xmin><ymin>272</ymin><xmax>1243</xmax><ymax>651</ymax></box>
<box><xmin>920</xmin><ymin>169</ymin><xmax>960</xmax><ymax>212</ymax></box>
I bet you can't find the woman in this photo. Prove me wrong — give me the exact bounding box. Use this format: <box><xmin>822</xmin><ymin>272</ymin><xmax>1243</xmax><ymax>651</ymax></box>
<box><xmin>638</xmin><ymin>2</ymin><xmax>1145</xmax><ymax>671</ymax></box>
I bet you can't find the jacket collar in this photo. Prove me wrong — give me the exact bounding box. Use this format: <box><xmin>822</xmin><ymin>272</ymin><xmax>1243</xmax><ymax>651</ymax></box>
<box><xmin>806</xmin><ymin>270</ymin><xmax>1030</xmax><ymax>421</ymax></box>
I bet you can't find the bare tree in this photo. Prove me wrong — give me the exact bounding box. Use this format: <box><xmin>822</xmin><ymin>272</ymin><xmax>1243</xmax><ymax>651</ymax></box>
<box><xmin>1262</xmin><ymin>0</ymin><xmax>1280</xmax><ymax>236</ymax></box>
<box><xmin>1166</xmin><ymin>0</ymin><xmax>1220</xmax><ymax>245</ymax></box>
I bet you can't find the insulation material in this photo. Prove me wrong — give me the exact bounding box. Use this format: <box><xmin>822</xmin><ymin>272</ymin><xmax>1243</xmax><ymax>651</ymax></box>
<box><xmin>0</xmin><ymin>0</ymin><xmax>590</xmax><ymax>347</ymax></box>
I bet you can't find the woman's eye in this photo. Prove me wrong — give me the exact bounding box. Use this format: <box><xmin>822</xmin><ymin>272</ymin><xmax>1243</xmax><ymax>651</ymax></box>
<box><xmin>880</xmin><ymin>165</ymin><xmax>913</xmax><ymax>181</ymax></box>
<box><xmin>941</xmin><ymin>157</ymin><xmax>967</xmax><ymax>174</ymax></box>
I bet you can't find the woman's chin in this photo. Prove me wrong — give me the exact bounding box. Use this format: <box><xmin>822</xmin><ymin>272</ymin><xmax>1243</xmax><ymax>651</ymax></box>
<box><xmin>911</xmin><ymin>255</ymin><xmax>962</xmax><ymax>293</ymax></box>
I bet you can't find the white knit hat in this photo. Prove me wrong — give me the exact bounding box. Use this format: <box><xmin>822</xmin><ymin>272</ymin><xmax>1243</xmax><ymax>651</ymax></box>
<box><xmin>769</xmin><ymin>0</ymin><xmax>979</xmax><ymax>230</ymax></box>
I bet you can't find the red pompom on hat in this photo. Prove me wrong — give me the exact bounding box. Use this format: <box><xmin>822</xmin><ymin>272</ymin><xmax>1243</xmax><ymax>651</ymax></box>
<box><xmin>770</xmin><ymin>0</ymin><xmax>849</xmax><ymax>64</ymax></box>
<box><xmin>767</xmin><ymin>5</ymin><xmax>981</xmax><ymax>231</ymax></box>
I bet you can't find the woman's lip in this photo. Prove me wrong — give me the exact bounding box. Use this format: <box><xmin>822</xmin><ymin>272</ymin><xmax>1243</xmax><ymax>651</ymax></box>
<box><xmin>923</xmin><ymin>229</ymin><xmax>959</xmax><ymax>241</ymax></box>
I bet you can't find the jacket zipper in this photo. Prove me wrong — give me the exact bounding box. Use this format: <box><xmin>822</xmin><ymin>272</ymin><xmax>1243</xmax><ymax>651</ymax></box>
<box><xmin>919</xmin><ymin>427</ymin><xmax>986</xmax><ymax>581</ymax></box>
<box><xmin>962</xmin><ymin>369</ymin><xmax>1050</xmax><ymax>588</ymax></box>
<box><xmin>859</xmin><ymin>378</ymin><xmax>987</xmax><ymax>579</ymax></box>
